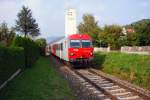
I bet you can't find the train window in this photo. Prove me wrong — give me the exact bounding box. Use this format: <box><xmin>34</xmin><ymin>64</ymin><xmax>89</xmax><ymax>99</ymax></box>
<box><xmin>81</xmin><ymin>40</ymin><xmax>92</xmax><ymax>48</ymax></box>
<box><xmin>70</xmin><ymin>40</ymin><xmax>81</xmax><ymax>48</ymax></box>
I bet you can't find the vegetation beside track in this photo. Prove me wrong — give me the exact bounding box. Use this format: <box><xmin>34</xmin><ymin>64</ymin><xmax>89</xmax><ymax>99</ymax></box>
<box><xmin>0</xmin><ymin>57</ymin><xmax>75</xmax><ymax>100</ymax></box>
<box><xmin>0</xmin><ymin>46</ymin><xmax>24</xmax><ymax>85</ymax></box>
<box><xmin>93</xmin><ymin>52</ymin><xmax>150</xmax><ymax>90</ymax></box>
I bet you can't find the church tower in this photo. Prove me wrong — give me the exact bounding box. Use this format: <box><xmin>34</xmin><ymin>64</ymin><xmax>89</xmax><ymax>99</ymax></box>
<box><xmin>65</xmin><ymin>8</ymin><xmax>77</xmax><ymax>37</ymax></box>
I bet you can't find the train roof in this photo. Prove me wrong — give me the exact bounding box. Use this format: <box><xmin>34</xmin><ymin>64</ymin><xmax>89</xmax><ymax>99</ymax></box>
<box><xmin>68</xmin><ymin>34</ymin><xmax>92</xmax><ymax>40</ymax></box>
<box><xmin>47</xmin><ymin>34</ymin><xmax>92</xmax><ymax>45</ymax></box>
<box><xmin>47</xmin><ymin>36</ymin><xmax>65</xmax><ymax>45</ymax></box>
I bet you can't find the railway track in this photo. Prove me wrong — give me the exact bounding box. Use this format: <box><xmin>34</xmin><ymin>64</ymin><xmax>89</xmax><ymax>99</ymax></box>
<box><xmin>88</xmin><ymin>69</ymin><xmax>150</xmax><ymax>100</ymax></box>
<box><xmin>75</xmin><ymin>69</ymin><xmax>150</xmax><ymax>100</ymax></box>
<box><xmin>51</xmin><ymin>56</ymin><xmax>150</xmax><ymax>100</ymax></box>
<box><xmin>60</xmin><ymin>65</ymin><xmax>150</xmax><ymax>100</ymax></box>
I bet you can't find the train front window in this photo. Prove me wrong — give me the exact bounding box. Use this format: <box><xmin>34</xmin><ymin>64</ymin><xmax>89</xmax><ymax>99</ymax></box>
<box><xmin>70</xmin><ymin>40</ymin><xmax>81</xmax><ymax>48</ymax></box>
<box><xmin>81</xmin><ymin>40</ymin><xmax>92</xmax><ymax>48</ymax></box>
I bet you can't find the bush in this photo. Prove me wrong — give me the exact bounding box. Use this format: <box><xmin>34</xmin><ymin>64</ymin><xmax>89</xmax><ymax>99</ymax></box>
<box><xmin>39</xmin><ymin>46</ymin><xmax>46</xmax><ymax>56</ymax></box>
<box><xmin>0</xmin><ymin>46</ymin><xmax>25</xmax><ymax>85</ymax></box>
<box><xmin>35</xmin><ymin>38</ymin><xmax>47</xmax><ymax>56</ymax></box>
<box><xmin>12</xmin><ymin>36</ymin><xmax>39</xmax><ymax>67</ymax></box>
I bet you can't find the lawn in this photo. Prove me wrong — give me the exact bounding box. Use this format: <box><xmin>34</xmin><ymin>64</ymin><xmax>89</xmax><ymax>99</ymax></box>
<box><xmin>93</xmin><ymin>52</ymin><xmax>150</xmax><ymax>90</ymax></box>
<box><xmin>0</xmin><ymin>57</ymin><xmax>75</xmax><ymax>100</ymax></box>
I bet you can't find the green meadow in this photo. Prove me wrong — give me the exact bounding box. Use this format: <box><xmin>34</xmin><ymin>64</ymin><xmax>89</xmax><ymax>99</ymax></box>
<box><xmin>93</xmin><ymin>52</ymin><xmax>150</xmax><ymax>90</ymax></box>
<box><xmin>0</xmin><ymin>57</ymin><xmax>75</xmax><ymax>100</ymax></box>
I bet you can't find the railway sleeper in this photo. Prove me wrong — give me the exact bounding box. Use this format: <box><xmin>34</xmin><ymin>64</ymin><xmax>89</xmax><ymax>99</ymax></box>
<box><xmin>110</xmin><ymin>88</ymin><xmax>126</xmax><ymax>93</ymax></box>
<box><xmin>88</xmin><ymin>87</ymin><xmax>112</xmax><ymax>100</ymax></box>
<box><xmin>117</xmin><ymin>95</ymin><xmax>141</xmax><ymax>100</ymax></box>
<box><xmin>95</xmin><ymin>81</ymin><xmax>112</xmax><ymax>85</ymax></box>
<box><xmin>83</xmin><ymin>87</ymin><xmax>107</xmax><ymax>100</ymax></box>
<box><xmin>103</xmin><ymin>85</ymin><xmax>120</xmax><ymax>90</ymax></box>
<box><xmin>99</xmin><ymin>83</ymin><xmax>114</xmax><ymax>87</ymax></box>
<box><xmin>113</xmin><ymin>91</ymin><xmax>132</xmax><ymax>97</ymax></box>
<box><xmin>116</xmin><ymin>93</ymin><xmax>136</xmax><ymax>97</ymax></box>
<box><xmin>93</xmin><ymin>92</ymin><xmax>111</xmax><ymax>100</ymax></box>
<box><xmin>89</xmin><ymin>78</ymin><xmax>105</xmax><ymax>81</ymax></box>
<box><xmin>86</xmin><ymin>75</ymin><xmax>104</xmax><ymax>80</ymax></box>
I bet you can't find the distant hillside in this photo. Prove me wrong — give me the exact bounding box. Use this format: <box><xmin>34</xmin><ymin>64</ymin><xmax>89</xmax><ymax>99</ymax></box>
<box><xmin>126</xmin><ymin>19</ymin><xmax>150</xmax><ymax>29</ymax></box>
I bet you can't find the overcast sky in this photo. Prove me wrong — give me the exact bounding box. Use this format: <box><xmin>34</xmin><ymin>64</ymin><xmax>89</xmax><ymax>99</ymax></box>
<box><xmin>0</xmin><ymin>0</ymin><xmax>150</xmax><ymax>39</ymax></box>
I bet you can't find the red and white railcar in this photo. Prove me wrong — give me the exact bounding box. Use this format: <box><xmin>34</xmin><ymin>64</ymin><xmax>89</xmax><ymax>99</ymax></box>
<box><xmin>47</xmin><ymin>34</ymin><xmax>94</xmax><ymax>63</ymax></box>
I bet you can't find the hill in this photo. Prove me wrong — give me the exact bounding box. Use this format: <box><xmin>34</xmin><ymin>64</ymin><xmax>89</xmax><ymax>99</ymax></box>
<box><xmin>126</xmin><ymin>19</ymin><xmax>150</xmax><ymax>29</ymax></box>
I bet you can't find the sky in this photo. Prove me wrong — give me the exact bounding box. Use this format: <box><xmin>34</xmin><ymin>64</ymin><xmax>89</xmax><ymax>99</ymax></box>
<box><xmin>0</xmin><ymin>0</ymin><xmax>150</xmax><ymax>41</ymax></box>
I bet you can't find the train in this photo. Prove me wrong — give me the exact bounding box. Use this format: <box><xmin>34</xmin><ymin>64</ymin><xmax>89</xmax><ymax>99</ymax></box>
<box><xmin>46</xmin><ymin>34</ymin><xmax>94</xmax><ymax>64</ymax></box>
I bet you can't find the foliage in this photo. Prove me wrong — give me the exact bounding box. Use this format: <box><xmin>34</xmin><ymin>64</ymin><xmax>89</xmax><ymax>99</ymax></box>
<box><xmin>78</xmin><ymin>14</ymin><xmax>150</xmax><ymax>47</ymax></box>
<box><xmin>15</xmin><ymin>6</ymin><xmax>40</xmax><ymax>37</ymax></box>
<box><xmin>12</xmin><ymin>36</ymin><xmax>39</xmax><ymax>67</ymax></box>
<box><xmin>99</xmin><ymin>25</ymin><xmax>122</xmax><ymax>49</ymax></box>
<box><xmin>78</xmin><ymin>15</ymin><xmax>150</xmax><ymax>47</ymax></box>
<box><xmin>93</xmin><ymin>52</ymin><xmax>150</xmax><ymax>90</ymax></box>
<box><xmin>35</xmin><ymin>38</ymin><xmax>47</xmax><ymax>56</ymax></box>
<box><xmin>35</xmin><ymin>38</ymin><xmax>46</xmax><ymax>47</ymax></box>
<box><xmin>126</xmin><ymin>19</ymin><xmax>150</xmax><ymax>46</ymax></box>
<box><xmin>125</xmin><ymin>32</ymin><xmax>139</xmax><ymax>46</ymax></box>
<box><xmin>0</xmin><ymin>22</ymin><xmax>16</xmax><ymax>46</ymax></box>
<box><xmin>78</xmin><ymin>14</ymin><xmax>101</xmax><ymax>46</ymax></box>
<box><xmin>0</xmin><ymin>57</ymin><xmax>75</xmax><ymax>100</ymax></box>
<box><xmin>0</xmin><ymin>46</ymin><xmax>25</xmax><ymax>85</ymax></box>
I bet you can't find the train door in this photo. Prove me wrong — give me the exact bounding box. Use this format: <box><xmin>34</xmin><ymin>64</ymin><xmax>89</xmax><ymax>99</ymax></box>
<box><xmin>62</xmin><ymin>40</ymin><xmax>66</xmax><ymax>61</ymax></box>
<box><xmin>60</xmin><ymin>43</ymin><xmax>63</xmax><ymax>59</ymax></box>
<box><xmin>65</xmin><ymin>39</ymin><xmax>69</xmax><ymax>61</ymax></box>
<box><xmin>63</xmin><ymin>41</ymin><xmax>66</xmax><ymax>60</ymax></box>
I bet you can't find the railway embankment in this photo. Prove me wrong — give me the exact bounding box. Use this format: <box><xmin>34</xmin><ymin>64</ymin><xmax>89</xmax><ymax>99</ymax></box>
<box><xmin>93</xmin><ymin>52</ymin><xmax>150</xmax><ymax>90</ymax></box>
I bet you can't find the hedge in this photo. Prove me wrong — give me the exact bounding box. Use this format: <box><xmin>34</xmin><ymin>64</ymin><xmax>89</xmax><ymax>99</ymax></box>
<box><xmin>0</xmin><ymin>36</ymin><xmax>40</xmax><ymax>85</ymax></box>
<box><xmin>0</xmin><ymin>46</ymin><xmax>25</xmax><ymax>85</ymax></box>
<box><xmin>12</xmin><ymin>37</ymin><xmax>40</xmax><ymax>67</ymax></box>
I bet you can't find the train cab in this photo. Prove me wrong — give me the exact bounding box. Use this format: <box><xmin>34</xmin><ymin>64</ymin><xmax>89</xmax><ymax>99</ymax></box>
<box><xmin>68</xmin><ymin>34</ymin><xmax>94</xmax><ymax>63</ymax></box>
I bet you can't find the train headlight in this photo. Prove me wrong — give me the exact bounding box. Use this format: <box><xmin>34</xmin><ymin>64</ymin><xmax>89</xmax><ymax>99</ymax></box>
<box><xmin>90</xmin><ymin>52</ymin><xmax>93</xmax><ymax>56</ymax></box>
<box><xmin>70</xmin><ymin>53</ymin><xmax>74</xmax><ymax>56</ymax></box>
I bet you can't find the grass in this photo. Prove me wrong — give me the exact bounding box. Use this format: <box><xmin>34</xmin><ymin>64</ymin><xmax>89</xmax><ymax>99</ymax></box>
<box><xmin>0</xmin><ymin>57</ymin><xmax>75</xmax><ymax>100</ymax></box>
<box><xmin>93</xmin><ymin>52</ymin><xmax>150</xmax><ymax>90</ymax></box>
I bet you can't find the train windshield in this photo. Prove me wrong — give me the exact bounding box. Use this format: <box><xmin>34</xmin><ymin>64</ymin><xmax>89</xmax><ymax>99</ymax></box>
<box><xmin>70</xmin><ymin>40</ymin><xmax>81</xmax><ymax>48</ymax></box>
<box><xmin>81</xmin><ymin>40</ymin><xmax>92</xmax><ymax>48</ymax></box>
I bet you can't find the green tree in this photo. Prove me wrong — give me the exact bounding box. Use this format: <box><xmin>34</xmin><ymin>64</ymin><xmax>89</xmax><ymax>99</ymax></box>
<box><xmin>0</xmin><ymin>22</ymin><xmax>8</xmax><ymax>43</ymax></box>
<box><xmin>0</xmin><ymin>22</ymin><xmax>16</xmax><ymax>46</ymax></box>
<box><xmin>125</xmin><ymin>32</ymin><xmax>138</xmax><ymax>46</ymax></box>
<box><xmin>99</xmin><ymin>25</ymin><xmax>122</xmax><ymax>49</ymax></box>
<box><xmin>135</xmin><ymin>20</ymin><xmax>150</xmax><ymax>46</ymax></box>
<box><xmin>7</xmin><ymin>28</ymin><xmax>16</xmax><ymax>46</ymax></box>
<box><xmin>78</xmin><ymin>14</ymin><xmax>101</xmax><ymax>46</ymax></box>
<box><xmin>15</xmin><ymin>6</ymin><xmax>40</xmax><ymax>37</ymax></box>
<box><xmin>35</xmin><ymin>38</ymin><xmax>46</xmax><ymax>47</ymax></box>
<box><xmin>126</xmin><ymin>19</ymin><xmax>150</xmax><ymax>46</ymax></box>
<box><xmin>35</xmin><ymin>38</ymin><xmax>47</xmax><ymax>56</ymax></box>
<box><xmin>12</xmin><ymin>36</ymin><xmax>39</xmax><ymax>67</ymax></box>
